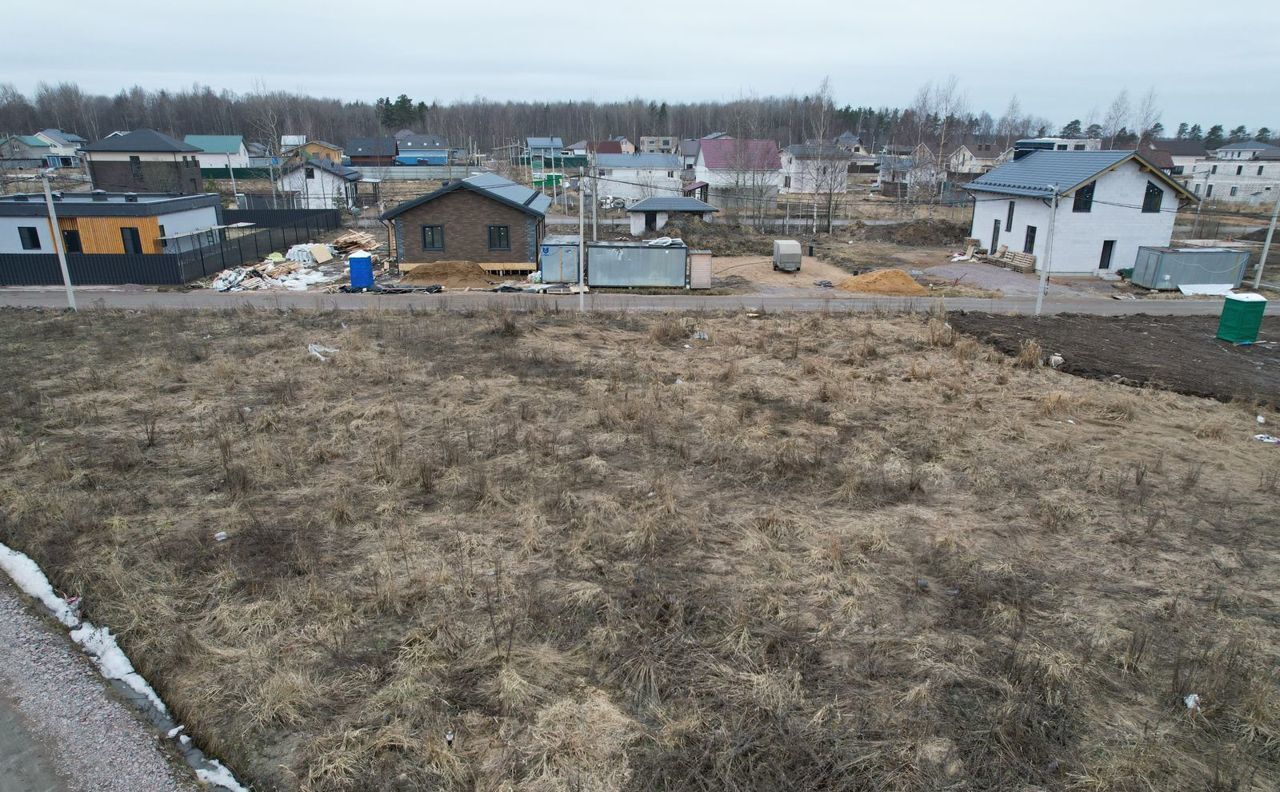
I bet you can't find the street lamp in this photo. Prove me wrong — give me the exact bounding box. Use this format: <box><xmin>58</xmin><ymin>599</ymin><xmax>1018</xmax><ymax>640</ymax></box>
<box><xmin>40</xmin><ymin>168</ymin><xmax>76</xmax><ymax>311</ymax></box>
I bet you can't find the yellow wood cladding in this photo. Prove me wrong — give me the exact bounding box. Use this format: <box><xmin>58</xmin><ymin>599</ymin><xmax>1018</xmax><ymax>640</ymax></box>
<box><xmin>57</xmin><ymin>216</ymin><xmax>162</xmax><ymax>254</ymax></box>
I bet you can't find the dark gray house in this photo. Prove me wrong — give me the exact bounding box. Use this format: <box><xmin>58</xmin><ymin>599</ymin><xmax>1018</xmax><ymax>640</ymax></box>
<box><xmin>81</xmin><ymin>129</ymin><xmax>204</xmax><ymax>195</ymax></box>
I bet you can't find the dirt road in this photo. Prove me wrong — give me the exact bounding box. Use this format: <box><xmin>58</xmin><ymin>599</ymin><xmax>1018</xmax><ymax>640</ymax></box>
<box><xmin>0</xmin><ymin>285</ymin><xmax>1273</xmax><ymax>317</ymax></box>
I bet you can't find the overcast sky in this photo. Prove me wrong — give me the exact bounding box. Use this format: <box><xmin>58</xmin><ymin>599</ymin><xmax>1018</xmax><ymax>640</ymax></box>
<box><xmin>5</xmin><ymin>0</ymin><xmax>1277</xmax><ymax>128</ymax></box>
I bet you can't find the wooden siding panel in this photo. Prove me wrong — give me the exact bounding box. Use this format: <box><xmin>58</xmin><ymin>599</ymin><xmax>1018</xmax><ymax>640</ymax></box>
<box><xmin>59</xmin><ymin>217</ymin><xmax>161</xmax><ymax>254</ymax></box>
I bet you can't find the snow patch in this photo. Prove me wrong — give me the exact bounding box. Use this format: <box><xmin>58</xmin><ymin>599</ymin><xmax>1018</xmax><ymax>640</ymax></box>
<box><xmin>0</xmin><ymin>541</ymin><xmax>250</xmax><ymax>792</ymax></box>
<box><xmin>197</xmin><ymin>760</ymin><xmax>250</xmax><ymax>792</ymax></box>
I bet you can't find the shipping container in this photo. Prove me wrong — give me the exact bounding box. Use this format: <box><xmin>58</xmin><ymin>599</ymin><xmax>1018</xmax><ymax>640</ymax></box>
<box><xmin>1131</xmin><ymin>246</ymin><xmax>1249</xmax><ymax>290</ymax></box>
<box><xmin>539</xmin><ymin>234</ymin><xmax>581</xmax><ymax>282</ymax></box>
<box><xmin>586</xmin><ymin>241</ymin><xmax>688</xmax><ymax>288</ymax></box>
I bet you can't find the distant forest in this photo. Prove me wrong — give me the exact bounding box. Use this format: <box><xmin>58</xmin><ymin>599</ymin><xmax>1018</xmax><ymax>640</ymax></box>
<box><xmin>0</xmin><ymin>81</ymin><xmax>1270</xmax><ymax>154</ymax></box>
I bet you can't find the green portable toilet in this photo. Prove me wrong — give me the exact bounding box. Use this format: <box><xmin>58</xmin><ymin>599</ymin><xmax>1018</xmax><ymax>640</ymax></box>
<box><xmin>1216</xmin><ymin>292</ymin><xmax>1267</xmax><ymax>344</ymax></box>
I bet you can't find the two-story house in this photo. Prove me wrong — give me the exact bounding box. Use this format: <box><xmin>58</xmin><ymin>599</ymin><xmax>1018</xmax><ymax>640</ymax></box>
<box><xmin>966</xmin><ymin>150</ymin><xmax>1197</xmax><ymax>275</ymax></box>
<box><xmin>691</xmin><ymin>138</ymin><xmax>781</xmax><ymax>209</ymax></box>
<box><xmin>80</xmin><ymin>129</ymin><xmax>204</xmax><ymax>195</ymax></box>
<box><xmin>592</xmin><ymin>153</ymin><xmax>683</xmax><ymax>204</ymax></box>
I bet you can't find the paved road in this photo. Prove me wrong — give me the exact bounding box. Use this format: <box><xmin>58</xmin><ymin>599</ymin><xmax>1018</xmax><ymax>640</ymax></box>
<box><xmin>0</xmin><ymin>286</ymin><xmax>1271</xmax><ymax>316</ymax></box>
<box><xmin>545</xmin><ymin>216</ymin><xmax>900</xmax><ymax>227</ymax></box>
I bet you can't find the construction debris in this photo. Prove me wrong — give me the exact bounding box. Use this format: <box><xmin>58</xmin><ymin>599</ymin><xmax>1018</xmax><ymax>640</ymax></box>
<box><xmin>307</xmin><ymin>344</ymin><xmax>339</xmax><ymax>362</ymax></box>
<box><xmin>209</xmin><ymin>255</ymin><xmax>341</xmax><ymax>292</ymax></box>
<box><xmin>333</xmin><ymin>230</ymin><xmax>381</xmax><ymax>253</ymax></box>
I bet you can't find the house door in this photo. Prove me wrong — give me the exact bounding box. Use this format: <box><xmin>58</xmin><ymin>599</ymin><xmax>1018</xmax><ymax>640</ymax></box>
<box><xmin>645</xmin><ymin>211</ymin><xmax>658</xmax><ymax>231</ymax></box>
<box><xmin>991</xmin><ymin>219</ymin><xmax>1000</xmax><ymax>252</ymax></box>
<box><xmin>1099</xmin><ymin>240</ymin><xmax>1115</xmax><ymax>270</ymax></box>
<box><xmin>1023</xmin><ymin>225</ymin><xmax>1037</xmax><ymax>255</ymax></box>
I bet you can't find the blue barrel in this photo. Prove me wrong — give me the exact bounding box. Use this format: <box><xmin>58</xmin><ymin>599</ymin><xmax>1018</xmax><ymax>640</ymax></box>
<box><xmin>348</xmin><ymin>252</ymin><xmax>374</xmax><ymax>289</ymax></box>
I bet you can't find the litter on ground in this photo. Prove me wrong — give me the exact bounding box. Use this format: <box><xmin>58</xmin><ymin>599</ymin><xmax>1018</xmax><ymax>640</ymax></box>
<box><xmin>307</xmin><ymin>344</ymin><xmax>339</xmax><ymax>362</ymax></box>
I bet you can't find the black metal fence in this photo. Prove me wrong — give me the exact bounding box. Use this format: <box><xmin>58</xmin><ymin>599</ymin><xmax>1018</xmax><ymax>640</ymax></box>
<box><xmin>0</xmin><ymin>208</ymin><xmax>343</xmax><ymax>286</ymax></box>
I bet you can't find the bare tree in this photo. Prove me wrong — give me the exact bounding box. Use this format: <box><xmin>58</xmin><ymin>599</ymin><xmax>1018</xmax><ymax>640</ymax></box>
<box><xmin>1134</xmin><ymin>88</ymin><xmax>1161</xmax><ymax>144</ymax></box>
<box><xmin>1103</xmin><ymin>89</ymin><xmax>1131</xmax><ymax>148</ymax></box>
<box><xmin>932</xmin><ymin>76</ymin><xmax>966</xmax><ymax>201</ymax></box>
<box><xmin>996</xmin><ymin>95</ymin><xmax>1024</xmax><ymax>151</ymax></box>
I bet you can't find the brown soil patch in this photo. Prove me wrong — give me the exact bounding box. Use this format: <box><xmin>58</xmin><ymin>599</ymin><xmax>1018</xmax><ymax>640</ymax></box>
<box><xmin>837</xmin><ymin>268</ymin><xmax>929</xmax><ymax>296</ymax></box>
<box><xmin>400</xmin><ymin>261</ymin><xmax>495</xmax><ymax>289</ymax></box>
<box><xmin>951</xmin><ymin>312</ymin><xmax>1280</xmax><ymax>406</ymax></box>
<box><xmin>854</xmin><ymin>218</ymin><xmax>968</xmax><ymax>247</ymax></box>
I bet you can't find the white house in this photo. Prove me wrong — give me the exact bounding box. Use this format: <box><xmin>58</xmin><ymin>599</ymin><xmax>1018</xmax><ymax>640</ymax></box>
<box><xmin>593</xmin><ymin>153</ymin><xmax>682</xmax><ymax>204</ymax></box>
<box><xmin>184</xmin><ymin>135</ymin><xmax>250</xmax><ymax>169</ymax></box>
<box><xmin>276</xmin><ymin>158</ymin><xmax>362</xmax><ymax>209</ymax></box>
<box><xmin>692</xmin><ymin>138</ymin><xmax>781</xmax><ymax>209</ymax></box>
<box><xmin>1184</xmin><ymin>140</ymin><xmax>1280</xmax><ymax>206</ymax></box>
<box><xmin>966</xmin><ymin>150</ymin><xmax>1198</xmax><ymax>275</ymax></box>
<box><xmin>779</xmin><ymin>144</ymin><xmax>851</xmax><ymax>194</ymax></box>
<box><xmin>33</xmin><ymin>129</ymin><xmax>87</xmax><ymax>165</ymax></box>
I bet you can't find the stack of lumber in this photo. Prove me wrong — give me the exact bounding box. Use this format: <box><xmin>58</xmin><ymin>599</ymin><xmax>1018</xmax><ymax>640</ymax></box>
<box><xmin>984</xmin><ymin>244</ymin><xmax>1036</xmax><ymax>274</ymax></box>
<box><xmin>333</xmin><ymin>230</ymin><xmax>381</xmax><ymax>253</ymax></box>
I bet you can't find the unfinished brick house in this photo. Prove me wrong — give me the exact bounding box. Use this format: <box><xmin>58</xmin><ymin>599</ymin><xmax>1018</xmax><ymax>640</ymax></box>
<box><xmin>381</xmin><ymin>174</ymin><xmax>550</xmax><ymax>264</ymax></box>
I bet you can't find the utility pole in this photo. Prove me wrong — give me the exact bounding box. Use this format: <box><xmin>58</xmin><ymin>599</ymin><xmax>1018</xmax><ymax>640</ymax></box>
<box><xmin>41</xmin><ymin>171</ymin><xmax>76</xmax><ymax>311</ymax></box>
<box><xmin>589</xmin><ymin>149</ymin><xmax>598</xmax><ymax>240</ymax></box>
<box><xmin>1253</xmin><ymin>187</ymin><xmax>1280</xmax><ymax>289</ymax></box>
<box><xmin>1035</xmin><ymin>184</ymin><xmax>1058</xmax><ymax>317</ymax></box>
<box><xmin>578</xmin><ymin>166</ymin><xmax>586</xmax><ymax>312</ymax></box>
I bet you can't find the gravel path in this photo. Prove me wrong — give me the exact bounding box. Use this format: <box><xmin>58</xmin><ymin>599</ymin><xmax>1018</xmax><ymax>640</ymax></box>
<box><xmin>0</xmin><ymin>578</ymin><xmax>195</xmax><ymax>792</ymax></box>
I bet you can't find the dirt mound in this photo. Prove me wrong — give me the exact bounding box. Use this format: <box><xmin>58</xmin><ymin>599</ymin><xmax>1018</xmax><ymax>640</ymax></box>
<box><xmin>653</xmin><ymin>220</ymin><xmax>772</xmax><ymax>256</ymax></box>
<box><xmin>857</xmin><ymin>219</ymin><xmax>968</xmax><ymax>247</ymax></box>
<box><xmin>836</xmin><ymin>268</ymin><xmax>929</xmax><ymax>296</ymax></box>
<box><xmin>399</xmin><ymin>261</ymin><xmax>494</xmax><ymax>288</ymax></box>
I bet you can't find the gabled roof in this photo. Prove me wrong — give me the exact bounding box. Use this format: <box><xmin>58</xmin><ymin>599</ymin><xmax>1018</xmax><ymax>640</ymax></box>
<box><xmin>184</xmin><ymin>134</ymin><xmax>245</xmax><ymax>154</ymax></box>
<box><xmin>381</xmin><ymin>172</ymin><xmax>550</xmax><ymax>220</ymax></box>
<box><xmin>678</xmin><ymin>139</ymin><xmax>700</xmax><ymax>158</ymax></box>
<box><xmin>37</xmin><ymin>128</ymin><xmax>86</xmax><ymax>145</ymax></box>
<box><xmin>1215</xmin><ymin>140</ymin><xmax>1277</xmax><ymax>151</ymax></box>
<box><xmin>595</xmin><ymin>153</ymin><xmax>680</xmax><ymax>169</ymax></box>
<box><xmin>698</xmin><ymin>138</ymin><xmax>781</xmax><ymax>170</ymax></box>
<box><xmin>1136</xmin><ymin>144</ymin><xmax>1175</xmax><ymax>170</ymax></box>
<box><xmin>966</xmin><ymin>150</ymin><xmax>1198</xmax><ymax>201</ymax></box>
<box><xmin>4</xmin><ymin>135</ymin><xmax>51</xmax><ymax>149</ymax></box>
<box><xmin>1152</xmin><ymin>138</ymin><xmax>1207</xmax><ymax>157</ymax></box>
<box><xmin>627</xmin><ymin>196</ymin><xmax>719</xmax><ymax>214</ymax></box>
<box><xmin>347</xmin><ymin>137</ymin><xmax>397</xmax><ymax>157</ymax></box>
<box><xmin>285</xmin><ymin>139</ymin><xmax>342</xmax><ymax>153</ymax></box>
<box><xmin>398</xmin><ymin>134</ymin><xmax>449</xmax><ymax>149</ymax></box>
<box><xmin>281</xmin><ymin>158</ymin><xmax>360</xmax><ymax>181</ymax></box>
<box><xmin>526</xmin><ymin>136</ymin><xmax>564</xmax><ymax>149</ymax></box>
<box><xmin>82</xmin><ymin>128</ymin><xmax>199</xmax><ymax>153</ymax></box>
<box><xmin>590</xmin><ymin>141</ymin><xmax>623</xmax><ymax>154</ymax></box>
<box><xmin>834</xmin><ymin>131</ymin><xmax>861</xmax><ymax>145</ymax></box>
<box><xmin>566</xmin><ymin>140</ymin><xmax>589</xmax><ymax>150</ymax></box>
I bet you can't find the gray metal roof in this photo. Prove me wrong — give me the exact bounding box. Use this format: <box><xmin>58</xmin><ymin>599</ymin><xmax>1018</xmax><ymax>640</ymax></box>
<box><xmin>525</xmin><ymin>136</ymin><xmax>564</xmax><ymax>149</ymax></box>
<box><xmin>965</xmin><ymin>150</ymin><xmax>1136</xmax><ymax>196</ymax></box>
<box><xmin>398</xmin><ymin>134</ymin><xmax>449</xmax><ymax>149</ymax></box>
<box><xmin>282</xmin><ymin>158</ymin><xmax>361</xmax><ymax>181</ymax></box>
<box><xmin>784</xmin><ymin>143</ymin><xmax>850</xmax><ymax>159</ymax></box>
<box><xmin>0</xmin><ymin>192</ymin><xmax>218</xmax><ymax>217</ymax></box>
<box><xmin>465</xmin><ymin>172</ymin><xmax>552</xmax><ymax>214</ymax></box>
<box><xmin>594</xmin><ymin>153</ymin><xmax>680</xmax><ymax>169</ymax></box>
<box><xmin>1215</xmin><ymin>140</ymin><xmax>1278</xmax><ymax>151</ymax></box>
<box><xmin>346</xmin><ymin>137</ymin><xmax>397</xmax><ymax>157</ymax></box>
<box><xmin>626</xmin><ymin>196</ymin><xmax>719</xmax><ymax>213</ymax></box>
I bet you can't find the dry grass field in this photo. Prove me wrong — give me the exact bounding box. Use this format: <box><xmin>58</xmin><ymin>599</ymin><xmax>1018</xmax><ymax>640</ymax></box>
<box><xmin>1</xmin><ymin>306</ymin><xmax>1278</xmax><ymax>791</ymax></box>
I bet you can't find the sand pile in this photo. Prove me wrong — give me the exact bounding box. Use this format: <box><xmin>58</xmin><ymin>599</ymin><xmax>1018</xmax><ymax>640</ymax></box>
<box><xmin>399</xmin><ymin>261</ymin><xmax>494</xmax><ymax>288</ymax></box>
<box><xmin>837</xmin><ymin>268</ymin><xmax>929</xmax><ymax>296</ymax></box>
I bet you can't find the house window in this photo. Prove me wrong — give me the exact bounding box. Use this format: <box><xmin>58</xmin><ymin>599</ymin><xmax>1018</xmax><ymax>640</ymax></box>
<box><xmin>1142</xmin><ymin>181</ymin><xmax>1163</xmax><ymax>213</ymax></box>
<box><xmin>1073</xmin><ymin>144</ymin><xmax>1085</xmax><ymax>150</ymax></box>
<box><xmin>1259</xmin><ymin>166</ymin><xmax>1265</xmax><ymax>176</ymax></box>
<box><xmin>1056</xmin><ymin>144</ymin><xmax>1067</xmax><ymax>150</ymax></box>
<box><xmin>1193</xmin><ymin>183</ymin><xmax>1201</xmax><ymax>194</ymax></box>
<box><xmin>1073</xmin><ymin>181</ymin><xmax>1094</xmax><ymax>212</ymax></box>
<box><xmin>18</xmin><ymin>226</ymin><xmax>40</xmax><ymax>250</ymax></box>
<box><xmin>129</xmin><ymin>155</ymin><xmax>142</xmax><ymax>179</ymax></box>
<box><xmin>1006</xmin><ymin>201</ymin><xmax>1015</xmax><ymax>232</ymax></box>
<box><xmin>62</xmin><ymin>229</ymin><xmax>82</xmax><ymax>253</ymax></box>
<box><xmin>1230</xmin><ymin>186</ymin><xmax>1238</xmax><ymax>197</ymax></box>
<box><xmin>783</xmin><ymin>176</ymin><xmax>792</xmax><ymax>188</ymax></box>
<box><xmin>121</xmin><ymin>226</ymin><xmax>142</xmax><ymax>254</ymax></box>
<box><xmin>1023</xmin><ymin>225</ymin><xmax>1037</xmax><ymax>254</ymax></box>
<box><xmin>487</xmin><ymin>225</ymin><xmax>510</xmax><ymax>251</ymax></box>
<box><xmin>422</xmin><ymin>225</ymin><xmax>444</xmax><ymax>251</ymax></box>
<box><xmin>667</xmin><ymin>171</ymin><xmax>674</xmax><ymax>178</ymax></box>
<box><xmin>1236</xmin><ymin>165</ymin><xmax>1243</xmax><ymax>175</ymax></box>
<box><xmin>305</xmin><ymin>167</ymin><xmax>315</xmax><ymax>179</ymax></box>
<box><xmin>1206</xmin><ymin>184</ymin><xmax>1214</xmax><ymax>198</ymax></box>
<box><xmin>1211</xmin><ymin>165</ymin><xmax>1218</xmax><ymax>174</ymax></box>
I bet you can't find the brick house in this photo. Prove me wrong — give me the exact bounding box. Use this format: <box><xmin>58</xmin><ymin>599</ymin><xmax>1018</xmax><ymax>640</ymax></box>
<box><xmin>381</xmin><ymin>173</ymin><xmax>550</xmax><ymax>263</ymax></box>
<box><xmin>81</xmin><ymin>129</ymin><xmax>204</xmax><ymax>195</ymax></box>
